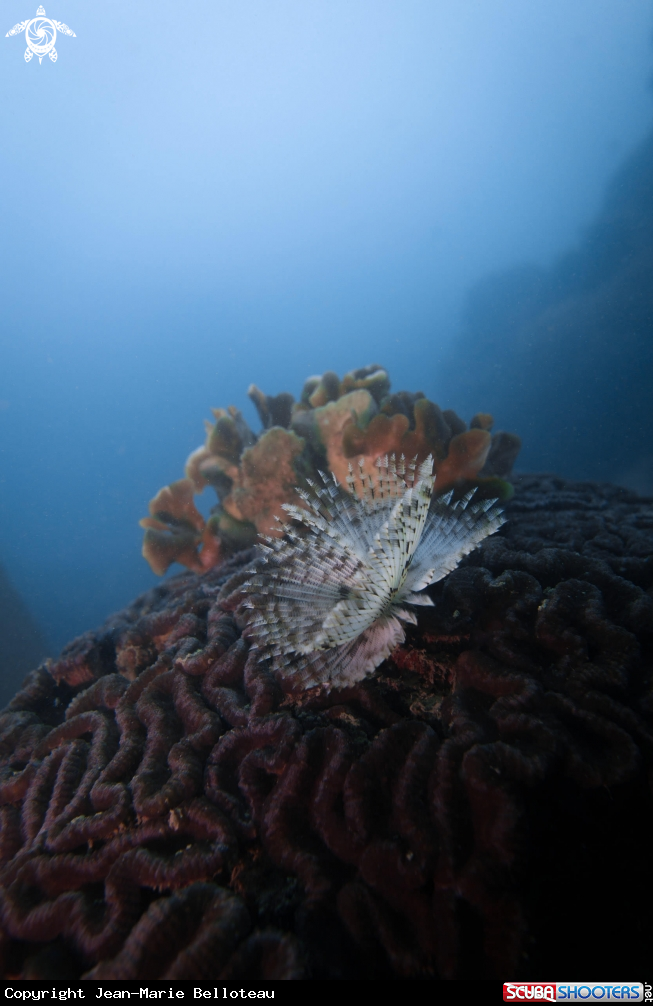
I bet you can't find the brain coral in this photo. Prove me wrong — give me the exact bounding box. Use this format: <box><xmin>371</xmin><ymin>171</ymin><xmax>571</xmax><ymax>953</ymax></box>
<box><xmin>140</xmin><ymin>365</ymin><xmax>521</xmax><ymax>577</ymax></box>
<box><xmin>1</xmin><ymin>474</ymin><xmax>652</xmax><ymax>979</ymax></box>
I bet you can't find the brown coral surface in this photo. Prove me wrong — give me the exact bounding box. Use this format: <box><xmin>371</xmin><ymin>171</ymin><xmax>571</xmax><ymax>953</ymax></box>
<box><xmin>141</xmin><ymin>365</ymin><xmax>521</xmax><ymax>576</ymax></box>
<box><xmin>2</xmin><ymin>474</ymin><xmax>652</xmax><ymax>980</ymax></box>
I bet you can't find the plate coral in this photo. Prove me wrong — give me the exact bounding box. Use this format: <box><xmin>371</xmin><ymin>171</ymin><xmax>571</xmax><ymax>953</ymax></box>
<box><xmin>140</xmin><ymin>365</ymin><xmax>521</xmax><ymax>577</ymax></box>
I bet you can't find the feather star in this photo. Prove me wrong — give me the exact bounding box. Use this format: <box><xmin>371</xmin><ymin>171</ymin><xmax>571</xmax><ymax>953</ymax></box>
<box><xmin>242</xmin><ymin>455</ymin><xmax>505</xmax><ymax>692</ymax></box>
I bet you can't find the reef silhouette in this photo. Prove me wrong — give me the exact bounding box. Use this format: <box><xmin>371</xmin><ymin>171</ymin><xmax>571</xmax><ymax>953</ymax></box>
<box><xmin>437</xmin><ymin>125</ymin><xmax>653</xmax><ymax>489</ymax></box>
<box><xmin>0</xmin><ymin>473</ymin><xmax>651</xmax><ymax>979</ymax></box>
<box><xmin>140</xmin><ymin>365</ymin><xmax>521</xmax><ymax>577</ymax></box>
<box><xmin>0</xmin><ymin>564</ymin><xmax>50</xmax><ymax>709</ymax></box>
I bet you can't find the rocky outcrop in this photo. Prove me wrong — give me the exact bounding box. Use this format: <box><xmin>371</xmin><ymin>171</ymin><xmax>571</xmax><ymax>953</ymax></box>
<box><xmin>437</xmin><ymin>125</ymin><xmax>653</xmax><ymax>489</ymax></box>
<box><xmin>0</xmin><ymin>563</ymin><xmax>50</xmax><ymax>709</ymax></box>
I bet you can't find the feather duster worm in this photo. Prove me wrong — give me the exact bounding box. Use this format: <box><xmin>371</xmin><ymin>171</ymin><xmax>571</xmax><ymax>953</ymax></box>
<box><xmin>242</xmin><ymin>456</ymin><xmax>505</xmax><ymax>691</ymax></box>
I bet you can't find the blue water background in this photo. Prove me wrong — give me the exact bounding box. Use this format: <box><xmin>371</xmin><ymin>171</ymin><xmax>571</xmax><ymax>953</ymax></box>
<box><xmin>0</xmin><ymin>0</ymin><xmax>652</xmax><ymax>657</ymax></box>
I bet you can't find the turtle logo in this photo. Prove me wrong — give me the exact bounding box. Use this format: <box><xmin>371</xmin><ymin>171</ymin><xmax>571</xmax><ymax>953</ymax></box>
<box><xmin>6</xmin><ymin>5</ymin><xmax>76</xmax><ymax>64</ymax></box>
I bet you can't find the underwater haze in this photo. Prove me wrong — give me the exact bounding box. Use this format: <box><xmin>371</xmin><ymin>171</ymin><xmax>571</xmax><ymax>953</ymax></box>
<box><xmin>1</xmin><ymin>0</ymin><xmax>652</xmax><ymax>673</ymax></box>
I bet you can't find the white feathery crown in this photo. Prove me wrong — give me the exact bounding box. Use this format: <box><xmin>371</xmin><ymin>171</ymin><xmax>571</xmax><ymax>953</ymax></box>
<box><xmin>242</xmin><ymin>455</ymin><xmax>505</xmax><ymax>692</ymax></box>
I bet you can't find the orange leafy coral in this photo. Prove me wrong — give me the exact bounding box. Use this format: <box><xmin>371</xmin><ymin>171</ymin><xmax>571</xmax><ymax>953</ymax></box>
<box><xmin>140</xmin><ymin>364</ymin><xmax>521</xmax><ymax>576</ymax></box>
<box><xmin>140</xmin><ymin>479</ymin><xmax>221</xmax><ymax>576</ymax></box>
<box><xmin>224</xmin><ymin>427</ymin><xmax>305</xmax><ymax>533</ymax></box>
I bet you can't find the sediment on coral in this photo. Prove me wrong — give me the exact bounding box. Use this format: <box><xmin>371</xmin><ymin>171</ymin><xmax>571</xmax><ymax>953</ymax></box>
<box><xmin>140</xmin><ymin>364</ymin><xmax>521</xmax><ymax>576</ymax></box>
<box><xmin>1</xmin><ymin>474</ymin><xmax>652</xmax><ymax>979</ymax></box>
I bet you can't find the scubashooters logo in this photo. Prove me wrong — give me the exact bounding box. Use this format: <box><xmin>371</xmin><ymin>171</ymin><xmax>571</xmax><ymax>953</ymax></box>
<box><xmin>5</xmin><ymin>6</ymin><xmax>75</xmax><ymax>63</ymax></box>
<box><xmin>1</xmin><ymin>990</ymin><xmax>275</xmax><ymax>1000</ymax></box>
<box><xmin>503</xmin><ymin>985</ymin><xmax>645</xmax><ymax>1002</ymax></box>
